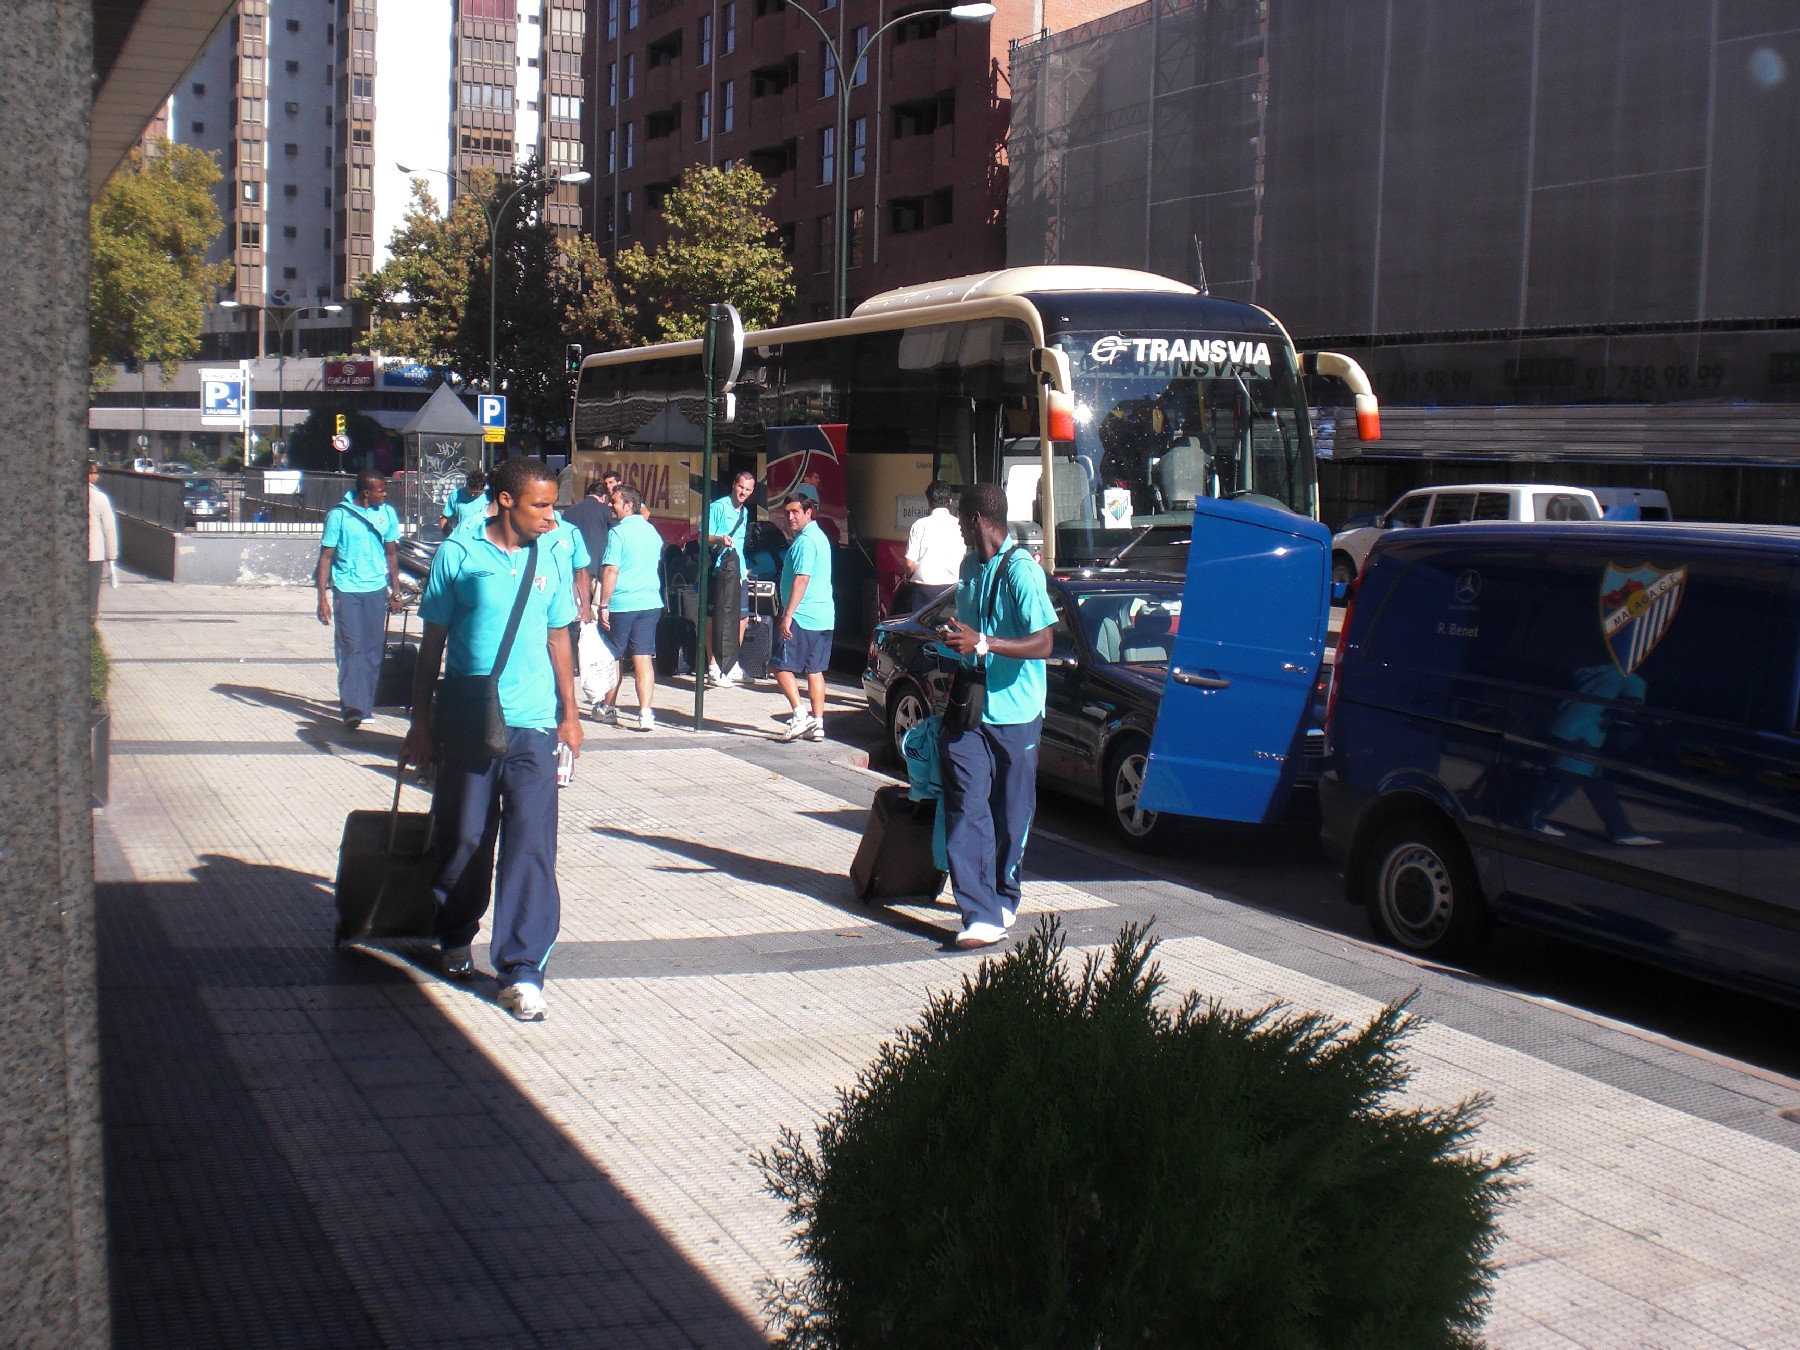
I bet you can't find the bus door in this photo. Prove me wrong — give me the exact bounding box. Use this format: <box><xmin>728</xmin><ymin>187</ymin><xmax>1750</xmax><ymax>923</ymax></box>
<box><xmin>1139</xmin><ymin>498</ymin><xmax>1331</xmax><ymax>824</ymax></box>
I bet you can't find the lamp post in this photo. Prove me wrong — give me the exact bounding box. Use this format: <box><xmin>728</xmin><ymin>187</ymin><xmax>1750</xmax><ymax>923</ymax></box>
<box><xmin>396</xmin><ymin>164</ymin><xmax>592</xmax><ymax>397</ymax></box>
<box><xmin>779</xmin><ymin>0</ymin><xmax>995</xmax><ymax>319</ymax></box>
<box><xmin>221</xmin><ymin>300</ymin><xmax>346</xmax><ymax>454</ymax></box>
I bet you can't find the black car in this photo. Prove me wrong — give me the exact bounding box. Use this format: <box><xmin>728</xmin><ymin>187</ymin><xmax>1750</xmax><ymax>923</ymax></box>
<box><xmin>182</xmin><ymin>478</ymin><xmax>229</xmax><ymax>524</ymax></box>
<box><xmin>863</xmin><ymin>573</ymin><xmax>1190</xmax><ymax>847</ymax></box>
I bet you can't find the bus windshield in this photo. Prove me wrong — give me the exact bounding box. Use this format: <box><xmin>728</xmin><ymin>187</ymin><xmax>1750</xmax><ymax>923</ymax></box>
<box><xmin>1046</xmin><ymin>328</ymin><xmax>1316</xmax><ymax>565</ymax></box>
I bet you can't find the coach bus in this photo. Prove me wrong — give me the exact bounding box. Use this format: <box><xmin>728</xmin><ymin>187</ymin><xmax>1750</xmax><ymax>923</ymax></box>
<box><xmin>569</xmin><ymin>265</ymin><xmax>1380</xmax><ymax>638</ymax></box>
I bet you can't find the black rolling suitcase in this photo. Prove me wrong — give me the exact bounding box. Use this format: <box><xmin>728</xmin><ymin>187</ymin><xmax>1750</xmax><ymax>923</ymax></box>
<box><xmin>657</xmin><ymin>584</ymin><xmax>699</xmax><ymax>677</ymax></box>
<box><xmin>334</xmin><ymin>754</ymin><xmax>441</xmax><ymax>945</ymax></box>
<box><xmin>850</xmin><ymin>785</ymin><xmax>946</xmax><ymax>901</ymax></box>
<box><xmin>375</xmin><ymin>608</ymin><xmax>418</xmax><ymax>709</ymax></box>
<box><xmin>737</xmin><ymin>579</ymin><xmax>777</xmax><ymax>680</ymax></box>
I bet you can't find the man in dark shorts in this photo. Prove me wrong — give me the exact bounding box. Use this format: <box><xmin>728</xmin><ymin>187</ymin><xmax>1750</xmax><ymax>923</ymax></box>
<box><xmin>597</xmin><ymin>482</ymin><xmax>663</xmax><ymax>731</ymax></box>
<box><xmin>773</xmin><ymin>488</ymin><xmax>834</xmax><ymax>742</ymax></box>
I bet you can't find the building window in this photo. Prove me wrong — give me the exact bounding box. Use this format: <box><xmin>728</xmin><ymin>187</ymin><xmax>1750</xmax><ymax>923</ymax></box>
<box><xmin>627</xmin><ymin>0</ymin><xmax>639</xmax><ymax>29</ymax></box>
<box><xmin>891</xmin><ymin>195</ymin><xmax>924</xmax><ymax>233</ymax></box>
<box><xmin>608</xmin><ymin>61</ymin><xmax>617</xmax><ymax>107</ymax></box>
<box><xmin>240</xmin><ymin>56</ymin><xmax>265</xmax><ymax>84</ymax></box>
<box><xmin>625</xmin><ymin>121</ymin><xmax>635</xmax><ymax>168</ymax></box>
<box><xmin>625</xmin><ymin>53</ymin><xmax>636</xmax><ymax>98</ymax></box>
<box><xmin>851</xmin><ymin>115</ymin><xmax>866</xmax><ymax>176</ymax></box>
<box><xmin>607</xmin><ymin>0</ymin><xmax>618</xmax><ymax>40</ymax></box>
<box><xmin>724</xmin><ymin>1</ymin><xmax>735</xmax><ymax>54</ymax></box>
<box><xmin>815</xmin><ymin>213</ymin><xmax>832</xmax><ymax>274</ymax></box>
<box><xmin>191</xmin><ymin>82</ymin><xmax>205</xmax><ymax>95</ymax></box>
<box><xmin>283</xmin><ymin>183</ymin><xmax>297</xmax><ymax>197</ymax></box>
<box><xmin>285</xmin><ymin>59</ymin><xmax>299</xmax><ymax>74</ymax></box>
<box><xmin>351</xmin><ymin>74</ymin><xmax>372</xmax><ymax>100</ymax></box>
<box><xmin>241</xmin><ymin>96</ymin><xmax>264</xmax><ymax>122</ymax></box>
<box><xmin>191</xmin><ymin>121</ymin><xmax>205</xmax><ymax>134</ymax></box>
<box><xmin>550</xmin><ymin>138</ymin><xmax>582</xmax><ymax>170</ymax></box>
<box><xmin>697</xmin><ymin>13</ymin><xmax>711</xmax><ymax>64</ymax></box>
<box><xmin>697</xmin><ymin>90</ymin><xmax>711</xmax><ymax>139</ymax></box>
<box><xmin>723</xmin><ymin>79</ymin><xmax>734</xmax><ymax>132</ymax></box>
<box><xmin>607</xmin><ymin>129</ymin><xmax>617</xmax><ymax>172</ymax></box>
<box><xmin>285</xmin><ymin>18</ymin><xmax>299</xmax><ymax>31</ymax></box>
<box><xmin>851</xmin><ymin>26</ymin><xmax>869</xmax><ymax>85</ymax></box>
<box><xmin>818</xmin><ymin>124</ymin><xmax>834</xmax><ymax>184</ymax></box>
<box><xmin>848</xmin><ymin>205</ymin><xmax>865</xmax><ymax>267</ymax></box>
<box><xmin>622</xmin><ymin>189</ymin><xmax>633</xmax><ymax>235</ymax></box>
<box><xmin>551</xmin><ymin>94</ymin><xmax>582</xmax><ymax>122</ymax></box>
<box><xmin>242</xmin><ymin>181</ymin><xmax>261</xmax><ymax>202</ymax></box>
<box><xmin>820</xmin><ymin>0</ymin><xmax>834</xmax><ymax>10</ymax></box>
<box><xmin>285</xmin><ymin>101</ymin><xmax>299</xmax><ymax>115</ymax></box>
<box><xmin>820</xmin><ymin>42</ymin><xmax>835</xmax><ymax>98</ymax></box>
<box><xmin>240</xmin><ymin>223</ymin><xmax>262</xmax><ymax>248</ymax></box>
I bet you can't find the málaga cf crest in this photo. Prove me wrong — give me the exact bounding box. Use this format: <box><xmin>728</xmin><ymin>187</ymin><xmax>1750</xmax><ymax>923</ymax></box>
<box><xmin>1599</xmin><ymin>562</ymin><xmax>1687</xmax><ymax>675</ymax></box>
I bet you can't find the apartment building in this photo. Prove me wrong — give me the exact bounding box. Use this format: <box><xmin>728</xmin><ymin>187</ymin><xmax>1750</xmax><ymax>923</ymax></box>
<box><xmin>162</xmin><ymin>0</ymin><xmax>589</xmax><ymax>360</ymax></box>
<box><xmin>583</xmin><ymin>0</ymin><xmax>1036</xmax><ymax>318</ymax></box>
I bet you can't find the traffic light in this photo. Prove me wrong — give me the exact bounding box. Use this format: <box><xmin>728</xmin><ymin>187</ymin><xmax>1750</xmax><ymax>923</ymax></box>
<box><xmin>335</xmin><ymin>414</ymin><xmax>346</xmax><ymax>436</ymax></box>
<box><xmin>565</xmin><ymin>344</ymin><xmax>583</xmax><ymax>372</ymax></box>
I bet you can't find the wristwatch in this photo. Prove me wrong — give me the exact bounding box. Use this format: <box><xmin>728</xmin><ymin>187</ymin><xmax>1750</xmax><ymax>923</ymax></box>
<box><xmin>975</xmin><ymin>633</ymin><xmax>990</xmax><ymax>658</ymax></box>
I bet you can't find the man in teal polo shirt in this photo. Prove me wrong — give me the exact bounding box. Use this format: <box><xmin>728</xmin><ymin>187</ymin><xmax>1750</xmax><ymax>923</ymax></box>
<box><xmin>597</xmin><ymin>481</ymin><xmax>665</xmax><ymax>731</ymax></box>
<box><xmin>315</xmin><ymin>470</ymin><xmax>403</xmax><ymax>731</ymax></box>
<box><xmin>437</xmin><ymin>467</ymin><xmax>489</xmax><ymax>535</ymax></box>
<box><xmin>405</xmin><ymin>457</ymin><xmax>582</xmax><ymax>1022</ymax></box>
<box><xmin>774</xmin><ymin>486</ymin><xmax>835</xmax><ymax>742</ymax></box>
<box><xmin>938</xmin><ymin>482</ymin><xmax>1056</xmax><ymax>949</ymax></box>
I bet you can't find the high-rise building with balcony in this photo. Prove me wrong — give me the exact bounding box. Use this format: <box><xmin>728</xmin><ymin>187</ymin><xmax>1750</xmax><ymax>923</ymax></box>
<box><xmin>583</xmin><ymin>0</ymin><xmax>1039</xmax><ymax>319</ymax></box>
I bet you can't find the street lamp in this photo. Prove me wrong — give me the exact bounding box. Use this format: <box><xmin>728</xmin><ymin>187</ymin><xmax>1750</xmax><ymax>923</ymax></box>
<box><xmin>396</xmin><ymin>163</ymin><xmax>592</xmax><ymax>402</ymax></box>
<box><xmin>220</xmin><ymin>300</ymin><xmax>346</xmax><ymax>454</ymax></box>
<box><xmin>780</xmin><ymin>0</ymin><xmax>995</xmax><ymax>319</ymax></box>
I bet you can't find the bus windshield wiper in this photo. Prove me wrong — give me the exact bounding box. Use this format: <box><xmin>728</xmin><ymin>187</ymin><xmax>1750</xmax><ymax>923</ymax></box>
<box><xmin>1105</xmin><ymin>523</ymin><xmax>1160</xmax><ymax>567</ymax></box>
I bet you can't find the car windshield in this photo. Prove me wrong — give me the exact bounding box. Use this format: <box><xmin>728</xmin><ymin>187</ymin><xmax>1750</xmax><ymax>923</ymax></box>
<box><xmin>184</xmin><ymin>480</ymin><xmax>216</xmax><ymax>496</ymax></box>
<box><xmin>1075</xmin><ymin>588</ymin><xmax>1184</xmax><ymax>666</ymax></box>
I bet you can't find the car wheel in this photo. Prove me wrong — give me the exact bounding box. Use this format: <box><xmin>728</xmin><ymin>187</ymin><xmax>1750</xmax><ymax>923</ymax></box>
<box><xmin>1361</xmin><ymin>814</ymin><xmax>1488</xmax><ymax>960</ymax></box>
<box><xmin>886</xmin><ymin>680</ymin><xmax>931</xmax><ymax>765</ymax></box>
<box><xmin>1332</xmin><ymin>552</ymin><xmax>1357</xmax><ymax>587</ymax></box>
<box><xmin>1106</xmin><ymin>736</ymin><xmax>1166</xmax><ymax>849</ymax></box>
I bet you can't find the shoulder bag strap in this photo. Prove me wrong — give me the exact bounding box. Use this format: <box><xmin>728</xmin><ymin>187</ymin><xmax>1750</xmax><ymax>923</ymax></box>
<box><xmin>341</xmin><ymin>504</ymin><xmax>386</xmax><ymax>540</ymax></box>
<box><xmin>488</xmin><ymin>541</ymin><xmax>539</xmax><ymax>679</ymax></box>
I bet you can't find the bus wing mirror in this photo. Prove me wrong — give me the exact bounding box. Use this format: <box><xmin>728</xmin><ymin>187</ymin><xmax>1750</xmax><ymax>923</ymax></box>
<box><xmin>1301</xmin><ymin>350</ymin><xmax>1381</xmax><ymax>442</ymax></box>
<box><xmin>1031</xmin><ymin>346</ymin><xmax>1072</xmax><ymax>394</ymax></box>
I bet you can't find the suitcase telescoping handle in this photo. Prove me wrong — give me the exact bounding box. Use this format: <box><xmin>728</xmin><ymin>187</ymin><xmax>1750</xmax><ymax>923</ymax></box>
<box><xmin>386</xmin><ymin>749</ymin><xmax>420</xmax><ymax>855</ymax></box>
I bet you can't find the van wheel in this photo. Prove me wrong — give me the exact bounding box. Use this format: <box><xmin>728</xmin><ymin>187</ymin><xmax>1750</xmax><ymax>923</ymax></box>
<box><xmin>1107</xmin><ymin>736</ymin><xmax>1167</xmax><ymax>849</ymax></box>
<box><xmin>1361</xmin><ymin>815</ymin><xmax>1488</xmax><ymax>960</ymax></box>
<box><xmin>1332</xmin><ymin>552</ymin><xmax>1357</xmax><ymax>587</ymax></box>
<box><xmin>886</xmin><ymin>680</ymin><xmax>931</xmax><ymax>765</ymax></box>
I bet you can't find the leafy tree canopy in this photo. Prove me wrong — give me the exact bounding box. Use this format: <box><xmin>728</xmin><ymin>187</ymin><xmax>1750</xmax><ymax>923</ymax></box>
<box><xmin>90</xmin><ymin>140</ymin><xmax>232</xmax><ymax>390</ymax></box>
<box><xmin>358</xmin><ymin>161</ymin><xmax>630</xmax><ymax>446</ymax></box>
<box><xmin>615</xmin><ymin>163</ymin><xmax>795</xmax><ymax>342</ymax></box>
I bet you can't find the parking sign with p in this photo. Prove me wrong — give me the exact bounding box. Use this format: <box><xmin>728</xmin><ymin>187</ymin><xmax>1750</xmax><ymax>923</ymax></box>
<box><xmin>200</xmin><ymin>367</ymin><xmax>246</xmax><ymax>426</ymax></box>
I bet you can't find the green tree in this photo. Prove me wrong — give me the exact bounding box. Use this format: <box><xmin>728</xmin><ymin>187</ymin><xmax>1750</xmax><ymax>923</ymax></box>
<box><xmin>615</xmin><ymin>163</ymin><xmax>795</xmax><ymax>342</ymax></box>
<box><xmin>89</xmin><ymin>140</ymin><xmax>232</xmax><ymax>390</ymax></box>
<box><xmin>354</xmin><ymin>177</ymin><xmax>486</xmax><ymax>374</ymax></box>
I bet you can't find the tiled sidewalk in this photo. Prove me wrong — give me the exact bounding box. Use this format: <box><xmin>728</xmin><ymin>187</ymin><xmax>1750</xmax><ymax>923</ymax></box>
<box><xmin>96</xmin><ymin>578</ymin><xmax>1800</xmax><ymax>1348</ymax></box>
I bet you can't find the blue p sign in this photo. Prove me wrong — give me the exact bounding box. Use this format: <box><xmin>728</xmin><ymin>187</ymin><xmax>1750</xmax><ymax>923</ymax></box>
<box><xmin>479</xmin><ymin>395</ymin><xmax>506</xmax><ymax>430</ymax></box>
<box><xmin>203</xmin><ymin>380</ymin><xmax>238</xmax><ymax>414</ymax></box>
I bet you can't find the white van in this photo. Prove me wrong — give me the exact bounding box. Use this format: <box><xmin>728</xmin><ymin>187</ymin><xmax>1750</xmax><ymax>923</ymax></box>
<box><xmin>1331</xmin><ymin>482</ymin><xmax>1602</xmax><ymax>582</ymax></box>
<box><xmin>1588</xmin><ymin>487</ymin><xmax>1673</xmax><ymax>521</ymax></box>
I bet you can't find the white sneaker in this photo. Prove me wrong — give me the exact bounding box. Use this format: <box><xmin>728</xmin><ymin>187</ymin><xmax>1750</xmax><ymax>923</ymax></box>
<box><xmin>713</xmin><ymin>666</ymin><xmax>740</xmax><ymax>689</ymax></box>
<box><xmin>707</xmin><ymin>661</ymin><xmax>723</xmax><ymax>683</ymax></box>
<box><xmin>499</xmin><ymin>984</ymin><xmax>548</xmax><ymax>1022</ymax></box>
<box><xmin>596</xmin><ymin>704</ymin><xmax>619</xmax><ymax>726</ymax></box>
<box><xmin>808</xmin><ymin>715</ymin><xmax>826</xmax><ymax>742</ymax></box>
<box><xmin>779</xmin><ymin>710</ymin><xmax>815</xmax><ymax>742</ymax></box>
<box><xmin>954</xmin><ymin>922</ymin><xmax>1007</xmax><ymax>950</ymax></box>
<box><xmin>637</xmin><ymin>707</ymin><xmax>656</xmax><ymax>733</ymax></box>
<box><xmin>1000</xmin><ymin>908</ymin><xmax>1016</xmax><ymax>930</ymax></box>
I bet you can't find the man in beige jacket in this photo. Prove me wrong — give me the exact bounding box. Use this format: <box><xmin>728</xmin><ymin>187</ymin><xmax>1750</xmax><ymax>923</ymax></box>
<box><xmin>88</xmin><ymin>461</ymin><xmax>118</xmax><ymax>611</ymax></box>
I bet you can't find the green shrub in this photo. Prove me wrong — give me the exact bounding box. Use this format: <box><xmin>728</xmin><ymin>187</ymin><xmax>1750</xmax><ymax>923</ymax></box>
<box><xmin>90</xmin><ymin>626</ymin><xmax>109</xmax><ymax>708</ymax></box>
<box><xmin>757</xmin><ymin>921</ymin><xmax>1518</xmax><ymax>1349</ymax></box>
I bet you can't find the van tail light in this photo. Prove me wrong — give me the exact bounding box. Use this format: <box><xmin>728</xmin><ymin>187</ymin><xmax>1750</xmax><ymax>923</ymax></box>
<box><xmin>1324</xmin><ymin>582</ymin><xmax>1357</xmax><ymax>745</ymax></box>
<box><xmin>1354</xmin><ymin>393</ymin><xmax>1381</xmax><ymax>442</ymax></box>
<box><xmin>1047</xmin><ymin>390</ymin><xmax>1077</xmax><ymax>443</ymax></box>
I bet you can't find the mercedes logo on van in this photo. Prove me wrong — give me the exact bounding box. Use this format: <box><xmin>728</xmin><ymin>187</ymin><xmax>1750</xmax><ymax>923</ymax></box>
<box><xmin>1089</xmin><ymin>335</ymin><xmax>1131</xmax><ymax>365</ymax></box>
<box><xmin>1454</xmin><ymin>570</ymin><xmax>1482</xmax><ymax>604</ymax></box>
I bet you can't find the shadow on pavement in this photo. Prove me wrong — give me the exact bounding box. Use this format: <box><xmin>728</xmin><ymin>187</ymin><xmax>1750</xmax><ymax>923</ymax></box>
<box><xmin>591</xmin><ymin>826</ymin><xmax>953</xmax><ymax>947</ymax></box>
<box><xmin>213</xmin><ymin>681</ymin><xmax>407</xmax><ymax>763</ymax></box>
<box><xmin>98</xmin><ymin>849</ymin><xmax>769</xmax><ymax>1349</ymax></box>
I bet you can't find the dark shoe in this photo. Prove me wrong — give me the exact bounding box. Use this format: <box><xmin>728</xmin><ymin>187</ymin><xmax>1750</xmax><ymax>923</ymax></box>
<box><xmin>343</xmin><ymin>712</ymin><xmax>363</xmax><ymax>731</ymax></box>
<box><xmin>441</xmin><ymin>945</ymin><xmax>474</xmax><ymax>979</ymax></box>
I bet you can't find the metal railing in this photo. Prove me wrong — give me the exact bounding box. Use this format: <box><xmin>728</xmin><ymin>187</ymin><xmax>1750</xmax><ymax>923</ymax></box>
<box><xmin>97</xmin><ymin>469</ymin><xmax>186</xmax><ymax>530</ymax></box>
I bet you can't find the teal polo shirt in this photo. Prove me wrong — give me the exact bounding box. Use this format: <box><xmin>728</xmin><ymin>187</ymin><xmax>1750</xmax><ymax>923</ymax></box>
<box><xmin>445</xmin><ymin>487</ymin><xmax>491</xmax><ymax>534</ymax></box>
<box><xmin>547</xmin><ymin>513</ymin><xmax>591</xmax><ymax>580</ymax></box>
<box><xmin>782</xmin><ymin>520</ymin><xmax>835</xmax><ymax>632</ymax></box>
<box><xmin>708</xmin><ymin>494</ymin><xmax>750</xmax><ymax>569</ymax></box>
<box><xmin>956</xmin><ymin>545</ymin><xmax>1057</xmax><ymax>726</ymax></box>
<box><xmin>419</xmin><ymin>531</ymin><xmax>576</xmax><ymax>729</ymax></box>
<box><xmin>320</xmin><ymin>493</ymin><xmax>400</xmax><ymax>594</ymax></box>
<box><xmin>601</xmin><ymin>513</ymin><xmax>664</xmax><ymax>612</ymax></box>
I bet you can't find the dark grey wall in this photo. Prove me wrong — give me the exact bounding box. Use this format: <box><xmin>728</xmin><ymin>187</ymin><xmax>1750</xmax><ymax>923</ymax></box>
<box><xmin>0</xmin><ymin>0</ymin><xmax>112</xmax><ymax>1341</ymax></box>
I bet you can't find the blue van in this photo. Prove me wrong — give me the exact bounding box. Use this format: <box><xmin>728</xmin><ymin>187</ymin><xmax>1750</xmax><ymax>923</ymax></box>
<box><xmin>1320</xmin><ymin>522</ymin><xmax>1800</xmax><ymax>1003</ymax></box>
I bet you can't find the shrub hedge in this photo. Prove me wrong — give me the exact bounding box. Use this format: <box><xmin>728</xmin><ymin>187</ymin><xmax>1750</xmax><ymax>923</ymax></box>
<box><xmin>758</xmin><ymin>921</ymin><xmax>1518</xmax><ymax>1349</ymax></box>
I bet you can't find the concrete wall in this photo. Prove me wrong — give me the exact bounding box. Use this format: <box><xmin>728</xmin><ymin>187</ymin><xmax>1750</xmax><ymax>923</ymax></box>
<box><xmin>0</xmin><ymin>0</ymin><xmax>112</xmax><ymax>1341</ymax></box>
<box><xmin>119</xmin><ymin>517</ymin><xmax>323</xmax><ymax>585</ymax></box>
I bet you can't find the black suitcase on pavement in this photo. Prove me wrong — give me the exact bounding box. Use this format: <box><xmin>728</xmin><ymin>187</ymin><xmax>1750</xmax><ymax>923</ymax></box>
<box><xmin>334</xmin><ymin>755</ymin><xmax>441</xmax><ymax>945</ymax></box>
<box><xmin>375</xmin><ymin>609</ymin><xmax>418</xmax><ymax>709</ymax></box>
<box><xmin>850</xmin><ymin>785</ymin><xmax>946</xmax><ymax>901</ymax></box>
<box><xmin>737</xmin><ymin>614</ymin><xmax>773</xmax><ymax>681</ymax></box>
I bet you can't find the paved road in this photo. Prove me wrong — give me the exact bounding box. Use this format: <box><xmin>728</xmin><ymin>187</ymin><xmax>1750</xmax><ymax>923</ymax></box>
<box><xmin>95</xmin><ymin>576</ymin><xmax>1800</xmax><ymax>1348</ymax></box>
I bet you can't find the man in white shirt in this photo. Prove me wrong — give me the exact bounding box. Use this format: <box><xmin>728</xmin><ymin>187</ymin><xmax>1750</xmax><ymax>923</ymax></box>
<box><xmin>898</xmin><ymin>480</ymin><xmax>964</xmax><ymax>615</ymax></box>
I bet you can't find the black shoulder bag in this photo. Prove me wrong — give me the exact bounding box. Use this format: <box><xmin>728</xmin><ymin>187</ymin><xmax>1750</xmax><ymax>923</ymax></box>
<box><xmin>944</xmin><ymin>545</ymin><xmax>1016</xmax><ymax>734</ymax></box>
<box><xmin>432</xmin><ymin>542</ymin><xmax>538</xmax><ymax>762</ymax></box>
